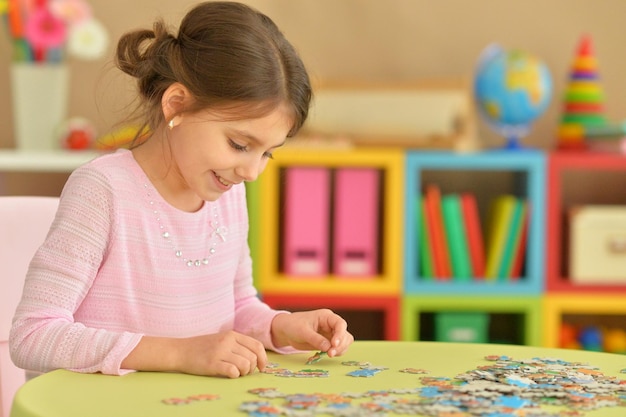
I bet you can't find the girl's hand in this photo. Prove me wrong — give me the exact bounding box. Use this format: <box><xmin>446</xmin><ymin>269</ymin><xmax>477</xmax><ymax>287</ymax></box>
<box><xmin>175</xmin><ymin>331</ymin><xmax>268</xmax><ymax>378</ymax></box>
<box><xmin>270</xmin><ymin>309</ymin><xmax>354</xmax><ymax>357</ymax></box>
<box><xmin>123</xmin><ymin>330</ymin><xmax>267</xmax><ymax>378</ymax></box>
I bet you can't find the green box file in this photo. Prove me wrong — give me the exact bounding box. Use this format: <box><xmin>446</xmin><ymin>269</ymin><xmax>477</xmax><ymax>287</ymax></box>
<box><xmin>435</xmin><ymin>311</ymin><xmax>489</xmax><ymax>343</ymax></box>
<box><xmin>402</xmin><ymin>295</ymin><xmax>542</xmax><ymax>345</ymax></box>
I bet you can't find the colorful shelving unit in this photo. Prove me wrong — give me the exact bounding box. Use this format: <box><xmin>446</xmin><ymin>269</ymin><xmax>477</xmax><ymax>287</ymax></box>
<box><xmin>248</xmin><ymin>147</ymin><xmax>626</xmax><ymax>348</ymax></box>
<box><xmin>404</xmin><ymin>150</ymin><xmax>546</xmax><ymax>295</ymax></box>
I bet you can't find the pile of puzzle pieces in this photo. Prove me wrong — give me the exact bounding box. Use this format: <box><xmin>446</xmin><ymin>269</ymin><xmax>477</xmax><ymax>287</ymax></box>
<box><xmin>240</xmin><ymin>355</ymin><xmax>626</xmax><ymax>416</ymax></box>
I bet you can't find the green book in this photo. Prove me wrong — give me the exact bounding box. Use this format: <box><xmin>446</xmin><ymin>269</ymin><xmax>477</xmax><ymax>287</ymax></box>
<box><xmin>418</xmin><ymin>197</ymin><xmax>434</xmax><ymax>279</ymax></box>
<box><xmin>441</xmin><ymin>194</ymin><xmax>472</xmax><ymax>280</ymax></box>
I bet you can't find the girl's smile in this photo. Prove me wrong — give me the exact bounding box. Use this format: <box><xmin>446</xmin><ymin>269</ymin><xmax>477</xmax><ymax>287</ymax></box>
<box><xmin>213</xmin><ymin>171</ymin><xmax>233</xmax><ymax>190</ymax></box>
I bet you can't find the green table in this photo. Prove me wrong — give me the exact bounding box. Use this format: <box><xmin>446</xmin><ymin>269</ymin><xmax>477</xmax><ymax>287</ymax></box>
<box><xmin>10</xmin><ymin>341</ymin><xmax>626</xmax><ymax>416</ymax></box>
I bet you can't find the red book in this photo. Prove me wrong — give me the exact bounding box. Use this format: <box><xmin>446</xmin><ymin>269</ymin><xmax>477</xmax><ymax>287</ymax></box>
<box><xmin>460</xmin><ymin>193</ymin><xmax>485</xmax><ymax>279</ymax></box>
<box><xmin>424</xmin><ymin>185</ymin><xmax>451</xmax><ymax>279</ymax></box>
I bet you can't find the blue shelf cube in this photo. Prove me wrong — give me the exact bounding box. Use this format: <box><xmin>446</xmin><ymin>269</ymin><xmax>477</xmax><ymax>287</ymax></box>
<box><xmin>404</xmin><ymin>150</ymin><xmax>546</xmax><ymax>295</ymax></box>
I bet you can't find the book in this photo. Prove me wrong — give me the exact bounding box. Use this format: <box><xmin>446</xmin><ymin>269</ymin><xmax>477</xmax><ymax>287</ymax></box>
<box><xmin>442</xmin><ymin>194</ymin><xmax>472</xmax><ymax>280</ymax></box>
<box><xmin>460</xmin><ymin>192</ymin><xmax>485</xmax><ymax>279</ymax></box>
<box><xmin>509</xmin><ymin>205</ymin><xmax>530</xmax><ymax>279</ymax></box>
<box><xmin>484</xmin><ymin>194</ymin><xmax>517</xmax><ymax>279</ymax></box>
<box><xmin>423</xmin><ymin>184</ymin><xmax>452</xmax><ymax>279</ymax></box>
<box><xmin>497</xmin><ymin>198</ymin><xmax>527</xmax><ymax>280</ymax></box>
<box><xmin>418</xmin><ymin>196</ymin><xmax>434</xmax><ymax>279</ymax></box>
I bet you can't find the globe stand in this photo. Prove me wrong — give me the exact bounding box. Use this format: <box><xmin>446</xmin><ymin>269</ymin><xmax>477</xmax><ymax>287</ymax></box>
<box><xmin>504</xmin><ymin>136</ymin><xmax>524</xmax><ymax>150</ymax></box>
<box><xmin>492</xmin><ymin>123</ymin><xmax>533</xmax><ymax>151</ymax></box>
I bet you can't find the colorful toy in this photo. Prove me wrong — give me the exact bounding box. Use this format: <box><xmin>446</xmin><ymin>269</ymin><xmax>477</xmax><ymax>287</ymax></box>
<box><xmin>603</xmin><ymin>328</ymin><xmax>626</xmax><ymax>354</ymax></box>
<box><xmin>577</xmin><ymin>326</ymin><xmax>603</xmax><ymax>351</ymax></box>
<box><xmin>559</xmin><ymin>323</ymin><xmax>626</xmax><ymax>353</ymax></box>
<box><xmin>557</xmin><ymin>34</ymin><xmax>608</xmax><ymax>150</ymax></box>
<box><xmin>558</xmin><ymin>322</ymin><xmax>581</xmax><ymax>350</ymax></box>
<box><xmin>57</xmin><ymin>117</ymin><xmax>96</xmax><ymax>150</ymax></box>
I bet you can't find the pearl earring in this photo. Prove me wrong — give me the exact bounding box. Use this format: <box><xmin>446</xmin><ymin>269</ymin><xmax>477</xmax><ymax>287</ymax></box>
<box><xmin>168</xmin><ymin>119</ymin><xmax>175</xmax><ymax>130</ymax></box>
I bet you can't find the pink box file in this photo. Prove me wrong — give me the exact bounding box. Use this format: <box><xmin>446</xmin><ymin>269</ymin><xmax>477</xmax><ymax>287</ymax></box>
<box><xmin>333</xmin><ymin>168</ymin><xmax>380</xmax><ymax>277</ymax></box>
<box><xmin>282</xmin><ymin>167</ymin><xmax>331</xmax><ymax>276</ymax></box>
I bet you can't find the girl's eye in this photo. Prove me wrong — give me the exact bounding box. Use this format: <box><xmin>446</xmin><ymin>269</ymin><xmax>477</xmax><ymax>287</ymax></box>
<box><xmin>230</xmin><ymin>138</ymin><xmax>274</xmax><ymax>159</ymax></box>
<box><xmin>228</xmin><ymin>139</ymin><xmax>247</xmax><ymax>152</ymax></box>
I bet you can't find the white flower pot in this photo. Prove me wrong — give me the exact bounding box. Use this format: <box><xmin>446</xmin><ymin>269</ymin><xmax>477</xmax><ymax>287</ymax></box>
<box><xmin>11</xmin><ymin>64</ymin><xmax>69</xmax><ymax>150</ymax></box>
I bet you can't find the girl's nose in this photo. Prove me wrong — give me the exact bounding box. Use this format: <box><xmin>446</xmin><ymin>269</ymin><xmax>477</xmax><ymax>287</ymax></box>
<box><xmin>235</xmin><ymin>156</ymin><xmax>267</xmax><ymax>182</ymax></box>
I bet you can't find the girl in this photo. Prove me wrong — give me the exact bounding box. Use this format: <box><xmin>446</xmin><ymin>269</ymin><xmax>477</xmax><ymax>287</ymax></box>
<box><xmin>10</xmin><ymin>1</ymin><xmax>353</xmax><ymax>379</ymax></box>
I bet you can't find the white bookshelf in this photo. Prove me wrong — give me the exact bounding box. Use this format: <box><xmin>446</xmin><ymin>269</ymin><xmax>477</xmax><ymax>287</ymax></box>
<box><xmin>0</xmin><ymin>149</ymin><xmax>101</xmax><ymax>172</ymax></box>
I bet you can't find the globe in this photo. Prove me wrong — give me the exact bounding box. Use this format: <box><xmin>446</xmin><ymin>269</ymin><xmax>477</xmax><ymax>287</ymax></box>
<box><xmin>474</xmin><ymin>44</ymin><xmax>552</xmax><ymax>149</ymax></box>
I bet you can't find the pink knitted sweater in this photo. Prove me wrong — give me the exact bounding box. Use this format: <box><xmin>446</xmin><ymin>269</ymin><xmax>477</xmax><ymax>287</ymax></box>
<box><xmin>10</xmin><ymin>149</ymin><xmax>285</xmax><ymax>375</ymax></box>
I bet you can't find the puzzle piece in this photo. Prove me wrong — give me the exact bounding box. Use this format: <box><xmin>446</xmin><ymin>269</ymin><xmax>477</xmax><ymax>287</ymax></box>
<box><xmin>273</xmin><ymin>368</ymin><xmax>329</xmax><ymax>378</ymax></box>
<box><xmin>162</xmin><ymin>393</ymin><xmax>220</xmax><ymax>405</ymax></box>
<box><xmin>305</xmin><ymin>351</ymin><xmax>327</xmax><ymax>365</ymax></box>
<box><xmin>346</xmin><ymin>368</ymin><xmax>380</xmax><ymax>378</ymax></box>
<box><xmin>341</xmin><ymin>360</ymin><xmax>370</xmax><ymax>367</ymax></box>
<box><xmin>399</xmin><ymin>367</ymin><xmax>429</xmax><ymax>374</ymax></box>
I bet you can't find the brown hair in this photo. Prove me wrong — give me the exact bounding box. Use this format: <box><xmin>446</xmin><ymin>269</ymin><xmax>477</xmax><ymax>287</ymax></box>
<box><xmin>115</xmin><ymin>1</ymin><xmax>311</xmax><ymax>141</ymax></box>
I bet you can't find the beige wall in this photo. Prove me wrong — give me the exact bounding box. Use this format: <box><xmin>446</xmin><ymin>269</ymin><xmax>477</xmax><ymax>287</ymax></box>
<box><xmin>2</xmin><ymin>0</ymin><xmax>626</xmax><ymax>151</ymax></box>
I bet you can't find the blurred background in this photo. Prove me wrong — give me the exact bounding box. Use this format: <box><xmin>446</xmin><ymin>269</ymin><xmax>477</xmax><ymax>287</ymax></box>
<box><xmin>2</xmin><ymin>0</ymin><xmax>626</xmax><ymax>351</ymax></box>
<box><xmin>1</xmin><ymin>0</ymin><xmax>626</xmax><ymax>153</ymax></box>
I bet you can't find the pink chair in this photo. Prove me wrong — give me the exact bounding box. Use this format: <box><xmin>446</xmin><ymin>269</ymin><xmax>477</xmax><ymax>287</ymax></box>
<box><xmin>0</xmin><ymin>196</ymin><xmax>58</xmax><ymax>417</ymax></box>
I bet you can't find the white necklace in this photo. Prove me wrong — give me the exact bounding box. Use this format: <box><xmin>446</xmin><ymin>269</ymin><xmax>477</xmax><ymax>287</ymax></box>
<box><xmin>145</xmin><ymin>184</ymin><xmax>228</xmax><ymax>267</ymax></box>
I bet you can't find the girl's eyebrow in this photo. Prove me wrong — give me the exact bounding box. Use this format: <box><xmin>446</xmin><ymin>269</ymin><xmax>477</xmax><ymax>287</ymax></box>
<box><xmin>232</xmin><ymin>129</ymin><xmax>286</xmax><ymax>149</ymax></box>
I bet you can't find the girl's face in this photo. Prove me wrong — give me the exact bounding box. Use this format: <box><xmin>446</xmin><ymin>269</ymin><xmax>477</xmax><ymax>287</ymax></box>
<box><xmin>167</xmin><ymin>103</ymin><xmax>292</xmax><ymax>203</ymax></box>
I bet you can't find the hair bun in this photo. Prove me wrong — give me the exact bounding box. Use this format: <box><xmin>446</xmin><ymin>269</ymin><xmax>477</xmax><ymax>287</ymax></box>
<box><xmin>114</xmin><ymin>1</ymin><xmax>311</xmax><ymax>141</ymax></box>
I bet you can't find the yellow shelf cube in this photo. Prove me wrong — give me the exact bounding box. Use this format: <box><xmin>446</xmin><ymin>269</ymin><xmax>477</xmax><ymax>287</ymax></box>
<box><xmin>256</xmin><ymin>146</ymin><xmax>404</xmax><ymax>295</ymax></box>
<box><xmin>543</xmin><ymin>294</ymin><xmax>626</xmax><ymax>348</ymax></box>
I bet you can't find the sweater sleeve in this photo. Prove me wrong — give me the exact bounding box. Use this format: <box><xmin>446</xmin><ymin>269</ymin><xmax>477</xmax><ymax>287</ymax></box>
<box><xmin>9</xmin><ymin>167</ymin><xmax>142</xmax><ymax>375</ymax></box>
